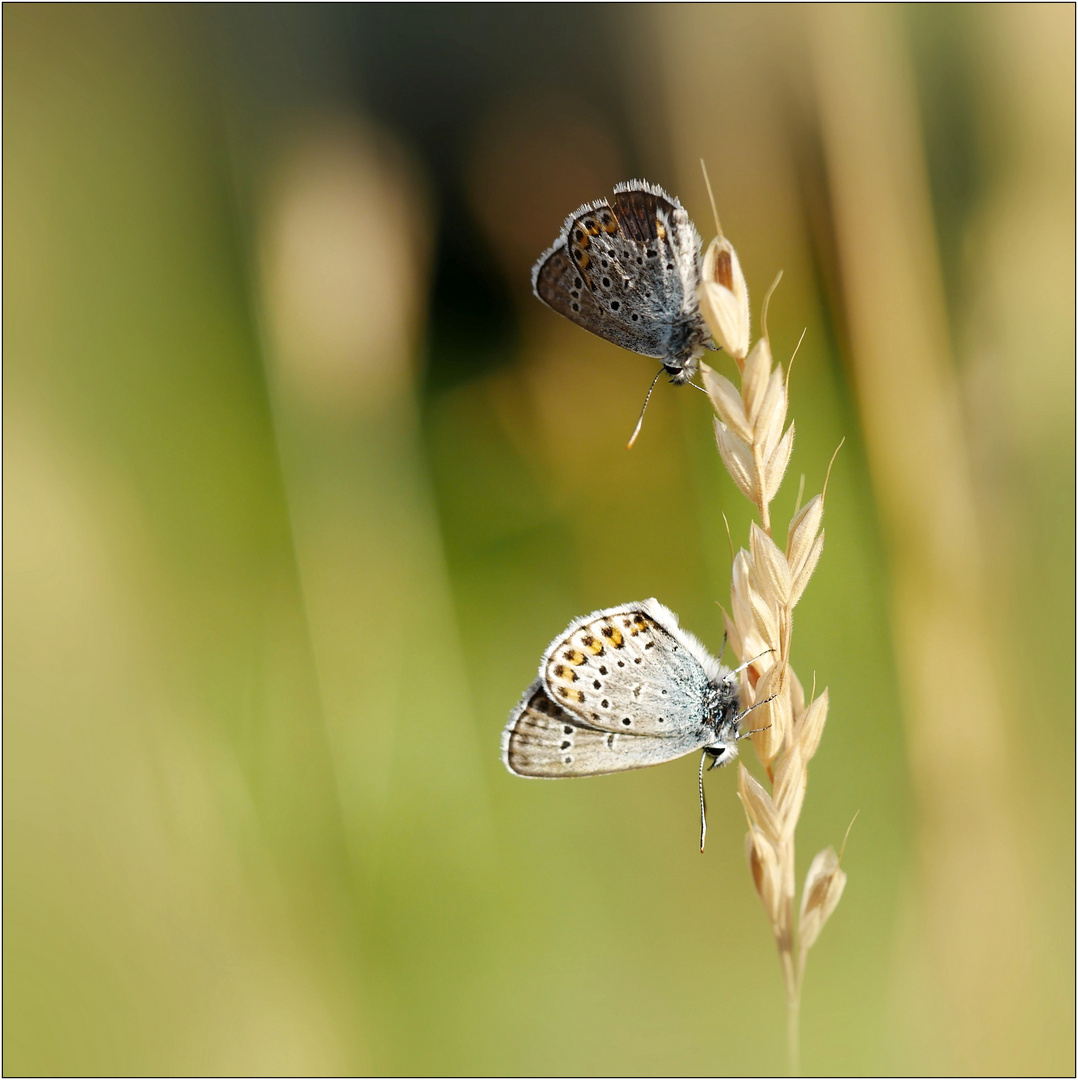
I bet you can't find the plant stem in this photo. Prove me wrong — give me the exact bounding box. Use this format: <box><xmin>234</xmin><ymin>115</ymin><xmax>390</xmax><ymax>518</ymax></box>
<box><xmin>784</xmin><ymin>959</ymin><xmax>801</xmax><ymax>1078</ymax></box>
<box><xmin>780</xmin><ymin>844</ymin><xmax>801</xmax><ymax>1076</ymax></box>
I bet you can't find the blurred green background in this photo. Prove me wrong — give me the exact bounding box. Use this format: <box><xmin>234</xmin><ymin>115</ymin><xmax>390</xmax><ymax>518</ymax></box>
<box><xmin>4</xmin><ymin>4</ymin><xmax>1073</xmax><ymax>1075</ymax></box>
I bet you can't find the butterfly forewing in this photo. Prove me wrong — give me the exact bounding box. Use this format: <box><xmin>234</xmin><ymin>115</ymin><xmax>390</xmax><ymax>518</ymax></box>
<box><xmin>534</xmin><ymin>218</ymin><xmax>670</xmax><ymax>358</ymax></box>
<box><xmin>532</xmin><ymin>238</ymin><xmax>654</xmax><ymax>350</ymax></box>
<box><xmin>541</xmin><ymin>603</ymin><xmax>713</xmax><ymax>737</ymax></box>
<box><xmin>503</xmin><ymin>681</ymin><xmax>710</xmax><ymax>778</ymax></box>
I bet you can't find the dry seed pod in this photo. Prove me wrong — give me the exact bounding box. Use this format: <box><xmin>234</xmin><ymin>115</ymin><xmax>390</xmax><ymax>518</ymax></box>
<box><xmin>703</xmin><ymin>366</ymin><xmax>753</xmax><ymax>442</ymax></box>
<box><xmin>730</xmin><ymin>551</ymin><xmax>766</xmax><ymax>659</ymax></box>
<box><xmin>756</xmin><ymin>366</ymin><xmax>788</xmax><ymax>460</ymax></box>
<box><xmin>799</xmin><ymin>846</ymin><xmax>847</xmax><ymax>953</ymax></box>
<box><xmin>790</xmin><ymin>529</ymin><xmax>825</xmax><ymax>607</ymax></box>
<box><xmin>699</xmin><ymin>236</ymin><xmax>750</xmax><ymax>361</ymax></box>
<box><xmin>772</xmin><ymin>744</ymin><xmax>807</xmax><ymax>839</ymax></box>
<box><xmin>762</xmin><ymin>423</ymin><xmax>796</xmax><ymax>505</ymax></box>
<box><xmin>714</xmin><ymin>418</ymin><xmax>757</xmax><ymax>502</ymax></box>
<box><xmin>787</xmin><ymin>495</ymin><xmax>824</xmax><ymax>572</ymax></box>
<box><xmin>739</xmin><ymin>763</ymin><xmax>782</xmax><ymax>844</ymax></box>
<box><xmin>721</xmin><ymin>609</ymin><xmax>744</xmax><ymax>667</ymax></box>
<box><xmin>741</xmin><ymin>339</ymin><xmax>772</xmax><ymax>424</ymax></box>
<box><xmin>797</xmin><ymin>689</ymin><xmax>830</xmax><ymax>763</ymax></box>
<box><xmin>787</xmin><ymin>666</ymin><xmax>807</xmax><ymax>719</ymax></box>
<box><xmin>750</xmin><ymin>523</ymin><xmax>792</xmax><ymax>608</ymax></box>
<box><xmin>747</xmin><ymin>580</ymin><xmax>780</xmax><ymax>645</ymax></box>
<box><xmin>746</xmin><ymin>826</ymin><xmax>783</xmax><ymax>925</ymax></box>
<box><xmin>749</xmin><ymin>663</ymin><xmax>786</xmax><ymax>765</ymax></box>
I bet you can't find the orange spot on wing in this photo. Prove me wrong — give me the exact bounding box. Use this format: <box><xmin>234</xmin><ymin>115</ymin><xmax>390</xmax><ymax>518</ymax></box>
<box><xmin>581</xmin><ymin>634</ymin><xmax>604</xmax><ymax>655</ymax></box>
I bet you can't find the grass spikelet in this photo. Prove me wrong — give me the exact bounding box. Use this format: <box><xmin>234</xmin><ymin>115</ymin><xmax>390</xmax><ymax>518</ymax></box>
<box><xmin>697</xmin><ymin>226</ymin><xmax>845</xmax><ymax>1076</ymax></box>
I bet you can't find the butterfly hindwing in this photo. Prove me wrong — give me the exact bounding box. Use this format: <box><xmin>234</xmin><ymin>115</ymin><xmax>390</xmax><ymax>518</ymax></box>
<box><xmin>502</xmin><ymin>681</ymin><xmax>708</xmax><ymax>778</ymax></box>
<box><xmin>533</xmin><ymin>212</ymin><xmax>670</xmax><ymax>358</ymax></box>
<box><xmin>612</xmin><ymin>180</ymin><xmax>703</xmax><ymax>313</ymax></box>
<box><xmin>610</xmin><ymin>183</ymin><xmax>680</xmax><ymax>243</ymax></box>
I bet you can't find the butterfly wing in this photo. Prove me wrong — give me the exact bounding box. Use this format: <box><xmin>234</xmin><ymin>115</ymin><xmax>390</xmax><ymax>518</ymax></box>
<box><xmin>532</xmin><ymin>214</ymin><xmax>671</xmax><ymax>360</ymax></box>
<box><xmin>532</xmin><ymin>232</ymin><xmax>660</xmax><ymax>352</ymax></box>
<box><xmin>502</xmin><ymin>680</ymin><xmax>709</xmax><ymax>778</ymax></box>
<box><xmin>531</xmin><ymin>181</ymin><xmax>708</xmax><ymax>370</ymax></box>
<box><xmin>610</xmin><ymin>180</ymin><xmax>697</xmax><ymax>297</ymax></box>
<box><xmin>539</xmin><ymin>600</ymin><xmax>717</xmax><ymax>738</ymax></box>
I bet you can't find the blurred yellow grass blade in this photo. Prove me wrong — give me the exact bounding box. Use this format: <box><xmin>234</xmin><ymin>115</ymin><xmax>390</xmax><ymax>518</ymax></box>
<box><xmin>4</xmin><ymin>9</ymin><xmax>365</xmax><ymax>1073</ymax></box>
<box><xmin>807</xmin><ymin>5</ymin><xmax>1028</xmax><ymax>1070</ymax></box>
<box><xmin>255</xmin><ymin>115</ymin><xmax>495</xmax><ymax>878</ymax></box>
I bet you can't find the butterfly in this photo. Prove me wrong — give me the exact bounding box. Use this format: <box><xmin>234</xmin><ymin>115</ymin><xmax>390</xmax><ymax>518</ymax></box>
<box><xmin>531</xmin><ymin>180</ymin><xmax>714</xmax><ymax>387</ymax></box>
<box><xmin>502</xmin><ymin>599</ymin><xmax>760</xmax><ymax>849</ymax></box>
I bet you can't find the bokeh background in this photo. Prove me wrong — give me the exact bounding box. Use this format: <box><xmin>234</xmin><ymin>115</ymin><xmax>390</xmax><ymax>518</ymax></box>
<box><xmin>5</xmin><ymin>4</ymin><xmax>1073</xmax><ymax>1075</ymax></box>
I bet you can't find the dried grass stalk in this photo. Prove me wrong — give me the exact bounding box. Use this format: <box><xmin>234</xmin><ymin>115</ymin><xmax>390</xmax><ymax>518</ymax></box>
<box><xmin>698</xmin><ymin>228</ymin><xmax>847</xmax><ymax>1076</ymax></box>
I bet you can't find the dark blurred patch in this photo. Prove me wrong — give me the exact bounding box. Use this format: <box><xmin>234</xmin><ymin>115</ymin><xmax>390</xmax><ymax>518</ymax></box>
<box><xmin>209</xmin><ymin>5</ymin><xmax>659</xmax><ymax>392</ymax></box>
<box><xmin>347</xmin><ymin>3</ymin><xmax>648</xmax><ymax>393</ymax></box>
<box><xmin>465</xmin><ymin>97</ymin><xmax>626</xmax><ymax>289</ymax></box>
<box><xmin>421</xmin><ymin>237</ymin><xmax>519</xmax><ymax>395</ymax></box>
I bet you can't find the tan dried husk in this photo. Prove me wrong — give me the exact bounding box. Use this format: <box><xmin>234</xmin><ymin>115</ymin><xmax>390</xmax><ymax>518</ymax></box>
<box><xmin>746</xmin><ymin>826</ymin><xmax>784</xmax><ymax>925</ymax></box>
<box><xmin>799</xmin><ymin>846</ymin><xmax>847</xmax><ymax>954</ymax></box>
<box><xmin>699</xmin><ymin>236</ymin><xmax>751</xmax><ymax>361</ymax></box>
<box><xmin>697</xmin><ymin>231</ymin><xmax>846</xmax><ymax>1002</ymax></box>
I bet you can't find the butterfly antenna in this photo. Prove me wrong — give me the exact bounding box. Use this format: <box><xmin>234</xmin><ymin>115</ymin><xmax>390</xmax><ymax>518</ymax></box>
<box><xmin>627</xmin><ymin>368</ymin><xmax>664</xmax><ymax>449</ymax></box>
<box><xmin>698</xmin><ymin>751</ymin><xmax>709</xmax><ymax>853</ymax></box>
